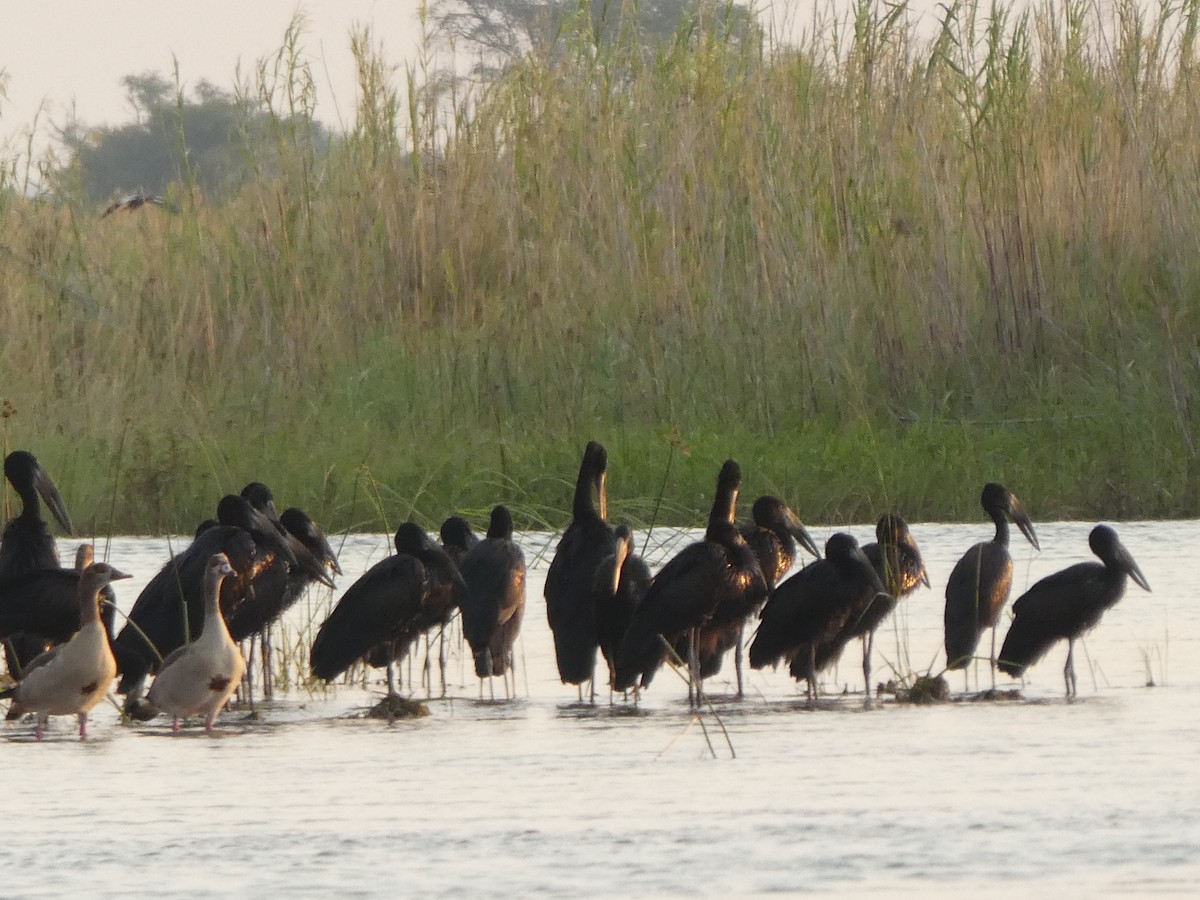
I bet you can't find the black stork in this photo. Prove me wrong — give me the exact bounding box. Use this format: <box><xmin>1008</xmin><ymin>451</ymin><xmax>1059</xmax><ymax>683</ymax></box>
<box><xmin>593</xmin><ymin>523</ymin><xmax>651</xmax><ymax>692</ymax></box>
<box><xmin>944</xmin><ymin>482</ymin><xmax>1040</xmax><ymax>689</ymax></box>
<box><xmin>749</xmin><ymin>532</ymin><xmax>888</xmax><ymax>701</ymax></box>
<box><xmin>998</xmin><ymin>524</ymin><xmax>1150</xmax><ymax>697</ymax></box>
<box><xmin>812</xmin><ymin>513</ymin><xmax>929</xmax><ymax>697</ymax></box>
<box><xmin>1</xmin><ymin>451</ymin><xmax>73</xmax><ymax>677</ymax></box>
<box><xmin>457</xmin><ymin>505</ymin><xmax>526</xmax><ymax>698</ymax></box>
<box><xmin>311</xmin><ymin>522</ymin><xmax>464</xmax><ymax>697</ymax></box>
<box><xmin>614</xmin><ymin>460</ymin><xmax>768</xmax><ymax>704</ymax></box>
<box><xmin>544</xmin><ymin>441</ymin><xmax>617</xmax><ymax>699</ymax></box>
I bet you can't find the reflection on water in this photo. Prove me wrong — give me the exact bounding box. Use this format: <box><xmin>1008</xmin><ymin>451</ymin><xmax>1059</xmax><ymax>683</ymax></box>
<box><xmin>5</xmin><ymin>521</ymin><xmax>1199</xmax><ymax>896</ymax></box>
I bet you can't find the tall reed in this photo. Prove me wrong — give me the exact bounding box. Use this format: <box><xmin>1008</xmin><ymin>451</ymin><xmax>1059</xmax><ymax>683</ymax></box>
<box><xmin>2</xmin><ymin>0</ymin><xmax>1199</xmax><ymax>532</ymax></box>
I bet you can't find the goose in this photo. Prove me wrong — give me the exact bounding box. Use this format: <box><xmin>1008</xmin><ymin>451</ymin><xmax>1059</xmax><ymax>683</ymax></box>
<box><xmin>1</xmin><ymin>562</ymin><xmax>130</xmax><ymax>740</ymax></box>
<box><xmin>147</xmin><ymin>553</ymin><xmax>246</xmax><ymax>732</ymax></box>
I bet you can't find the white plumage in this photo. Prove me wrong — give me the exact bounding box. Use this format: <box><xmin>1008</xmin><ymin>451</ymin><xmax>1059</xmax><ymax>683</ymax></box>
<box><xmin>3</xmin><ymin>562</ymin><xmax>130</xmax><ymax>740</ymax></box>
<box><xmin>147</xmin><ymin>553</ymin><xmax>246</xmax><ymax>732</ymax></box>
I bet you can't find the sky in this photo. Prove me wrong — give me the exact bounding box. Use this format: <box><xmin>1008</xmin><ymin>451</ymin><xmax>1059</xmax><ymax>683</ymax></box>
<box><xmin>0</xmin><ymin>0</ymin><xmax>966</xmax><ymax>169</ymax></box>
<box><xmin>0</xmin><ymin>1</ymin><xmax>430</xmax><ymax>161</ymax></box>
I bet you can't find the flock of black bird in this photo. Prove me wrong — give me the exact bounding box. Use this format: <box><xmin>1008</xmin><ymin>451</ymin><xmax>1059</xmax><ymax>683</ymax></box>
<box><xmin>0</xmin><ymin>442</ymin><xmax>1152</xmax><ymax>738</ymax></box>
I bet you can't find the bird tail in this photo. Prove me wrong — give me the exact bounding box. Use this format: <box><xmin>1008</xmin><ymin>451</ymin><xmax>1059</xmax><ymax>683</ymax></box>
<box><xmin>747</xmin><ymin>623</ymin><xmax>790</xmax><ymax>671</ymax></box>
<box><xmin>613</xmin><ymin>622</ymin><xmax>666</xmax><ymax>692</ymax></box>
<box><xmin>473</xmin><ymin>648</ymin><xmax>494</xmax><ymax>679</ymax></box>
<box><xmin>997</xmin><ymin>620</ymin><xmax>1056</xmax><ymax>678</ymax></box>
<box><xmin>310</xmin><ymin>620</ymin><xmax>367</xmax><ymax>682</ymax></box>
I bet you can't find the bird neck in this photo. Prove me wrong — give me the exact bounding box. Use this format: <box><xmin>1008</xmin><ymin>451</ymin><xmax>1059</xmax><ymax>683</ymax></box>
<box><xmin>77</xmin><ymin>581</ymin><xmax>103</xmax><ymax>627</ymax></box>
<box><xmin>991</xmin><ymin>514</ymin><xmax>1010</xmax><ymax>546</ymax></box>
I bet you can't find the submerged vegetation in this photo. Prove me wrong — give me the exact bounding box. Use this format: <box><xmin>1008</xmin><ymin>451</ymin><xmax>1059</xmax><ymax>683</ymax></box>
<box><xmin>3</xmin><ymin>0</ymin><xmax>1200</xmax><ymax>534</ymax></box>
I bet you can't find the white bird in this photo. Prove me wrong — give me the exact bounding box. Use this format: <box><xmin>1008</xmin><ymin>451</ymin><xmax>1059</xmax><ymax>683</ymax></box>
<box><xmin>1</xmin><ymin>562</ymin><xmax>130</xmax><ymax>740</ymax></box>
<box><xmin>147</xmin><ymin>553</ymin><xmax>246</xmax><ymax>733</ymax></box>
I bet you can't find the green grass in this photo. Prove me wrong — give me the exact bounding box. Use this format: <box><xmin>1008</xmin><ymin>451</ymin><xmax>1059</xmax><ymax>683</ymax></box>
<box><xmin>3</xmin><ymin>0</ymin><xmax>1200</xmax><ymax>534</ymax></box>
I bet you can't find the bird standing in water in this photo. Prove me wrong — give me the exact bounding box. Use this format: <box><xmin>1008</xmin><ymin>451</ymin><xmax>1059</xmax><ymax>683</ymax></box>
<box><xmin>1</xmin><ymin>562</ymin><xmax>131</xmax><ymax>740</ymax></box>
<box><xmin>998</xmin><ymin>524</ymin><xmax>1150</xmax><ymax>697</ymax></box>
<box><xmin>458</xmin><ymin>506</ymin><xmax>526</xmax><ymax>698</ymax></box>
<box><xmin>545</xmin><ymin>441</ymin><xmax>617</xmax><ymax>700</ymax></box>
<box><xmin>147</xmin><ymin>553</ymin><xmax>247</xmax><ymax>732</ymax></box>
<box><xmin>1</xmin><ymin>451</ymin><xmax>74</xmax><ymax>678</ymax></box>
<box><xmin>812</xmin><ymin>513</ymin><xmax>929</xmax><ymax>698</ymax></box>
<box><xmin>749</xmin><ymin>532</ymin><xmax>888</xmax><ymax>702</ymax></box>
<box><xmin>614</xmin><ymin>460</ymin><xmax>767</xmax><ymax>705</ymax></box>
<box><xmin>944</xmin><ymin>483</ymin><xmax>1039</xmax><ymax>690</ymax></box>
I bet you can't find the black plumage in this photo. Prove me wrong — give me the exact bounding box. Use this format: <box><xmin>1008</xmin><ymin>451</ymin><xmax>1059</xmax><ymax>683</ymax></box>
<box><xmin>684</xmin><ymin>495</ymin><xmax>822</xmax><ymax>695</ymax></box>
<box><xmin>439</xmin><ymin>516</ymin><xmax>481</xmax><ymax>565</ymax></box>
<box><xmin>112</xmin><ymin>494</ymin><xmax>298</xmax><ymax>710</ymax></box>
<box><xmin>593</xmin><ymin>524</ymin><xmax>651</xmax><ymax>689</ymax></box>
<box><xmin>944</xmin><ymin>483</ymin><xmax>1040</xmax><ymax>681</ymax></box>
<box><xmin>748</xmin><ymin>532</ymin><xmax>888</xmax><ymax>699</ymax></box>
<box><xmin>614</xmin><ymin>460</ymin><xmax>768</xmax><ymax>698</ymax></box>
<box><xmin>310</xmin><ymin>522</ymin><xmax>464</xmax><ymax>695</ymax></box>
<box><xmin>1</xmin><ymin>451</ymin><xmax>73</xmax><ymax>676</ymax></box>
<box><xmin>998</xmin><ymin>524</ymin><xmax>1150</xmax><ymax>696</ymax></box>
<box><xmin>226</xmin><ymin>502</ymin><xmax>339</xmax><ymax>643</ymax></box>
<box><xmin>545</xmin><ymin>441</ymin><xmax>617</xmax><ymax>690</ymax></box>
<box><xmin>740</xmin><ymin>496</ymin><xmax>821</xmax><ymax>585</ymax></box>
<box><xmin>811</xmin><ymin>514</ymin><xmax>929</xmax><ymax>693</ymax></box>
<box><xmin>458</xmin><ymin>506</ymin><xmax>526</xmax><ymax>683</ymax></box>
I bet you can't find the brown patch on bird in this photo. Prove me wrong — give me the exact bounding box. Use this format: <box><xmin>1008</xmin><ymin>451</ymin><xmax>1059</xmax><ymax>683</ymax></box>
<box><xmin>209</xmin><ymin>675</ymin><xmax>231</xmax><ymax>692</ymax></box>
<box><xmin>80</xmin><ymin>681</ymin><xmax>98</xmax><ymax>695</ymax></box>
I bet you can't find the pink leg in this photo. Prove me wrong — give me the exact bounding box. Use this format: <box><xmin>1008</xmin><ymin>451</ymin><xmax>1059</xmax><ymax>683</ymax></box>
<box><xmin>172</xmin><ymin>718</ymin><xmax>180</xmax><ymax>733</ymax></box>
<box><xmin>78</xmin><ymin>713</ymin><xmax>88</xmax><ymax>740</ymax></box>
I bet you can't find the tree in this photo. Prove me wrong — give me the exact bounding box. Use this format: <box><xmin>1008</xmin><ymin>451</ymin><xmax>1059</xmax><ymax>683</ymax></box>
<box><xmin>432</xmin><ymin>0</ymin><xmax>759</xmax><ymax>74</ymax></box>
<box><xmin>52</xmin><ymin>72</ymin><xmax>329</xmax><ymax>206</ymax></box>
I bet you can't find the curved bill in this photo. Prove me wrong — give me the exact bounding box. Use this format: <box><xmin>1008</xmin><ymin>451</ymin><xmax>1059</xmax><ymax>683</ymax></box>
<box><xmin>1009</xmin><ymin>496</ymin><xmax>1040</xmax><ymax>551</ymax></box>
<box><xmin>34</xmin><ymin>464</ymin><xmax>73</xmax><ymax>534</ymax></box>
<box><xmin>1118</xmin><ymin>542</ymin><xmax>1151</xmax><ymax>593</ymax></box>
<box><xmin>784</xmin><ymin>508</ymin><xmax>821</xmax><ymax>560</ymax></box>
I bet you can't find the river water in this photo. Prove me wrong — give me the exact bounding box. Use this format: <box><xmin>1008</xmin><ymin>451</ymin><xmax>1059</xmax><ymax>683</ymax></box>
<box><xmin>4</xmin><ymin>520</ymin><xmax>1197</xmax><ymax>896</ymax></box>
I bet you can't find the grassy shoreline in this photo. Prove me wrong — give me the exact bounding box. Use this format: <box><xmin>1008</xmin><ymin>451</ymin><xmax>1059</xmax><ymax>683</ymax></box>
<box><xmin>3</xmin><ymin>0</ymin><xmax>1200</xmax><ymax>533</ymax></box>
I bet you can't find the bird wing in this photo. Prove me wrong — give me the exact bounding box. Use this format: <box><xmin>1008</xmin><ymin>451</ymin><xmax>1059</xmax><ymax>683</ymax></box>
<box><xmin>0</xmin><ymin>569</ymin><xmax>85</xmax><ymax>642</ymax></box>
<box><xmin>309</xmin><ymin>555</ymin><xmax>427</xmax><ymax>681</ymax></box>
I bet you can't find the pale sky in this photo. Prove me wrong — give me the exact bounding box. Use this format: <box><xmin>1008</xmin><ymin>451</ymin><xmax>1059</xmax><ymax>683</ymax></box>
<box><xmin>0</xmin><ymin>1</ymin><xmax>430</xmax><ymax>161</ymax></box>
<box><xmin>0</xmin><ymin>1</ymin><xmax>969</xmax><ymax>170</ymax></box>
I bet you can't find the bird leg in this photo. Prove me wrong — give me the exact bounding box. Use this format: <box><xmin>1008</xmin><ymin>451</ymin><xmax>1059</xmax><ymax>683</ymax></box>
<box><xmin>261</xmin><ymin>624</ymin><xmax>274</xmax><ymax>701</ymax></box>
<box><xmin>734</xmin><ymin>621</ymin><xmax>746</xmax><ymax>700</ymax></box>
<box><xmin>386</xmin><ymin>661</ymin><xmax>399</xmax><ymax>698</ymax></box>
<box><xmin>805</xmin><ymin>644</ymin><xmax>817</xmax><ymax>705</ymax></box>
<box><xmin>688</xmin><ymin>627</ymin><xmax>702</xmax><ymax>709</ymax></box>
<box><xmin>77</xmin><ymin>712</ymin><xmax>88</xmax><ymax>740</ymax></box>
<box><xmin>172</xmin><ymin>717</ymin><xmax>181</xmax><ymax>733</ymax></box>
<box><xmin>439</xmin><ymin>629</ymin><xmax>448</xmax><ymax>698</ymax></box>
<box><xmin>862</xmin><ymin>630</ymin><xmax>874</xmax><ymax>703</ymax></box>
<box><xmin>241</xmin><ymin>637</ymin><xmax>257</xmax><ymax>710</ymax></box>
<box><xmin>989</xmin><ymin>627</ymin><xmax>997</xmax><ymax>692</ymax></box>
<box><xmin>1064</xmin><ymin>639</ymin><xmax>1077</xmax><ymax>698</ymax></box>
<box><xmin>36</xmin><ymin>714</ymin><xmax>47</xmax><ymax>741</ymax></box>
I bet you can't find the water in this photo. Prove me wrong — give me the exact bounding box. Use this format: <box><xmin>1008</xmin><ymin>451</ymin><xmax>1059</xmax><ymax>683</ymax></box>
<box><xmin>5</xmin><ymin>521</ymin><xmax>1198</xmax><ymax>897</ymax></box>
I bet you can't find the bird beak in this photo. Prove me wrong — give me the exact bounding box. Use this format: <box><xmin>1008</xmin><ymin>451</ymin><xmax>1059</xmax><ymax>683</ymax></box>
<box><xmin>785</xmin><ymin>509</ymin><xmax>821</xmax><ymax>560</ymax></box>
<box><xmin>1120</xmin><ymin>545</ymin><xmax>1151</xmax><ymax>592</ymax></box>
<box><xmin>1010</xmin><ymin>498</ymin><xmax>1040</xmax><ymax>551</ymax></box>
<box><xmin>917</xmin><ymin>558</ymin><xmax>931</xmax><ymax>589</ymax></box>
<box><xmin>595</xmin><ymin>469</ymin><xmax>608</xmax><ymax>522</ymax></box>
<box><xmin>321</xmin><ymin>535</ymin><xmax>343</xmax><ymax>576</ymax></box>
<box><xmin>293</xmin><ymin>535</ymin><xmax>337</xmax><ymax>589</ymax></box>
<box><xmin>109</xmin><ymin>567</ymin><xmax>133</xmax><ymax>581</ymax></box>
<box><xmin>34</xmin><ymin>464</ymin><xmax>73</xmax><ymax>534</ymax></box>
<box><xmin>245</xmin><ymin>505</ymin><xmax>299</xmax><ymax>569</ymax></box>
